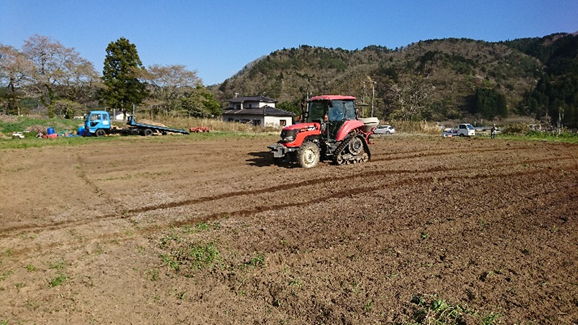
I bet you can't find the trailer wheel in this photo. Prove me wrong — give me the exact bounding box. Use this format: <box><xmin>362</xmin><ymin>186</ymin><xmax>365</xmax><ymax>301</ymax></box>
<box><xmin>297</xmin><ymin>141</ymin><xmax>320</xmax><ymax>168</ymax></box>
<box><xmin>142</xmin><ymin>129</ymin><xmax>153</xmax><ymax>136</ymax></box>
<box><xmin>95</xmin><ymin>129</ymin><xmax>106</xmax><ymax>137</ymax></box>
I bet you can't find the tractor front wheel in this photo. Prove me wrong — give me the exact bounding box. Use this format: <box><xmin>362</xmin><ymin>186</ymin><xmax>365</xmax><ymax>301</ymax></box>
<box><xmin>297</xmin><ymin>141</ymin><xmax>320</xmax><ymax>168</ymax></box>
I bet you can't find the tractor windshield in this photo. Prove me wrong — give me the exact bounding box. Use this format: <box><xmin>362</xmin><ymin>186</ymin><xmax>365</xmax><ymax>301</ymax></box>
<box><xmin>307</xmin><ymin>101</ymin><xmax>327</xmax><ymax>122</ymax></box>
<box><xmin>307</xmin><ymin>100</ymin><xmax>356</xmax><ymax>123</ymax></box>
<box><xmin>328</xmin><ymin>100</ymin><xmax>356</xmax><ymax>121</ymax></box>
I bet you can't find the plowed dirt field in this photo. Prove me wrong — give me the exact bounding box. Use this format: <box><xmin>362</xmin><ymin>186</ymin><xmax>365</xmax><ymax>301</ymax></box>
<box><xmin>1</xmin><ymin>135</ymin><xmax>577</xmax><ymax>324</ymax></box>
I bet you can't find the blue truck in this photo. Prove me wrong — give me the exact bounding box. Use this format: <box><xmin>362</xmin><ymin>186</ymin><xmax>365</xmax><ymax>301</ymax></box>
<box><xmin>84</xmin><ymin>111</ymin><xmax>189</xmax><ymax>137</ymax></box>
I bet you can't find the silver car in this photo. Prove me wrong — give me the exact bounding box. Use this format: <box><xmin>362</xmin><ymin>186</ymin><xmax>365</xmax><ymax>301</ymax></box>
<box><xmin>374</xmin><ymin>125</ymin><xmax>395</xmax><ymax>135</ymax></box>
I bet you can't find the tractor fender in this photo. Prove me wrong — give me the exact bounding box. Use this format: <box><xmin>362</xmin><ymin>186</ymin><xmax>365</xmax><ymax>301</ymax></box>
<box><xmin>335</xmin><ymin>120</ymin><xmax>365</xmax><ymax>142</ymax></box>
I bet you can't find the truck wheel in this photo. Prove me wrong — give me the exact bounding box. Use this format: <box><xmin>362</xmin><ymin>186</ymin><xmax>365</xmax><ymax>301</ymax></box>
<box><xmin>95</xmin><ymin>129</ymin><xmax>106</xmax><ymax>137</ymax></box>
<box><xmin>297</xmin><ymin>141</ymin><xmax>320</xmax><ymax>168</ymax></box>
<box><xmin>142</xmin><ymin>129</ymin><xmax>153</xmax><ymax>136</ymax></box>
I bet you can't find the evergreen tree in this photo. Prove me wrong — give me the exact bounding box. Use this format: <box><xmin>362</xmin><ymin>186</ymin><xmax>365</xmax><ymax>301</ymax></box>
<box><xmin>101</xmin><ymin>37</ymin><xmax>147</xmax><ymax>117</ymax></box>
<box><xmin>473</xmin><ymin>88</ymin><xmax>508</xmax><ymax>120</ymax></box>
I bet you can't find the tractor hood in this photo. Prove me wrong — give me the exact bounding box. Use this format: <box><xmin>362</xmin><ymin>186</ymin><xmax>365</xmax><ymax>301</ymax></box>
<box><xmin>282</xmin><ymin>122</ymin><xmax>319</xmax><ymax>133</ymax></box>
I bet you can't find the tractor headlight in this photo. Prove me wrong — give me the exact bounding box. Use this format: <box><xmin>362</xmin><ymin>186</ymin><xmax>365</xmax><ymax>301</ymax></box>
<box><xmin>280</xmin><ymin>129</ymin><xmax>297</xmax><ymax>143</ymax></box>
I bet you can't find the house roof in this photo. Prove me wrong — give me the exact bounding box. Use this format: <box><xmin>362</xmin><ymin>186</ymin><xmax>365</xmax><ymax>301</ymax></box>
<box><xmin>222</xmin><ymin>105</ymin><xmax>296</xmax><ymax>117</ymax></box>
<box><xmin>228</xmin><ymin>95</ymin><xmax>278</xmax><ymax>103</ymax></box>
<box><xmin>310</xmin><ymin>95</ymin><xmax>356</xmax><ymax>101</ymax></box>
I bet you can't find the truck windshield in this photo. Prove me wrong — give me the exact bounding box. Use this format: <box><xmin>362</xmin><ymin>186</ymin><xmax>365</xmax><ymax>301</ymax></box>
<box><xmin>90</xmin><ymin>114</ymin><xmax>101</xmax><ymax>121</ymax></box>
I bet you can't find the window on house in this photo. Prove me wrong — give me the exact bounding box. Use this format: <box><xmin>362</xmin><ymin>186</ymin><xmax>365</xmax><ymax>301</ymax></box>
<box><xmin>280</xmin><ymin>120</ymin><xmax>287</xmax><ymax>126</ymax></box>
<box><xmin>253</xmin><ymin>119</ymin><xmax>261</xmax><ymax>126</ymax></box>
<box><xmin>228</xmin><ymin>118</ymin><xmax>234</xmax><ymax>122</ymax></box>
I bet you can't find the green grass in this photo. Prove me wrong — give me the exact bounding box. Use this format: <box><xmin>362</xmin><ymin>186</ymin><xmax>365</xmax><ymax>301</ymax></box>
<box><xmin>496</xmin><ymin>130</ymin><xmax>578</xmax><ymax>143</ymax></box>
<box><xmin>0</xmin><ymin>270</ymin><xmax>12</xmax><ymax>281</ymax></box>
<box><xmin>403</xmin><ymin>295</ymin><xmax>502</xmax><ymax>325</ymax></box>
<box><xmin>0</xmin><ymin>115</ymin><xmax>82</xmax><ymax>134</ymax></box>
<box><xmin>159</xmin><ymin>230</ymin><xmax>221</xmax><ymax>276</ymax></box>
<box><xmin>48</xmin><ymin>274</ymin><xmax>69</xmax><ymax>287</ymax></box>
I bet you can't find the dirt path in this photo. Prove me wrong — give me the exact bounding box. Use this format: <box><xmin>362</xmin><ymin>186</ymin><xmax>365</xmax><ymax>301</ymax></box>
<box><xmin>1</xmin><ymin>135</ymin><xmax>577</xmax><ymax>324</ymax></box>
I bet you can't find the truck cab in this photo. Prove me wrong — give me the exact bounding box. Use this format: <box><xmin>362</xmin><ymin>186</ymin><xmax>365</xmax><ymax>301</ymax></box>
<box><xmin>84</xmin><ymin>111</ymin><xmax>111</xmax><ymax>137</ymax></box>
<box><xmin>457</xmin><ymin>123</ymin><xmax>475</xmax><ymax>137</ymax></box>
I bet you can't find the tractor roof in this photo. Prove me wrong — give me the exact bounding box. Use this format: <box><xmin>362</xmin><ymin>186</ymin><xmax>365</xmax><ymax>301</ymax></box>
<box><xmin>310</xmin><ymin>95</ymin><xmax>356</xmax><ymax>101</ymax></box>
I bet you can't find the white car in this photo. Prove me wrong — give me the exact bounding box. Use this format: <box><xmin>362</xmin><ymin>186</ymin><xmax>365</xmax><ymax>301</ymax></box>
<box><xmin>374</xmin><ymin>125</ymin><xmax>395</xmax><ymax>135</ymax></box>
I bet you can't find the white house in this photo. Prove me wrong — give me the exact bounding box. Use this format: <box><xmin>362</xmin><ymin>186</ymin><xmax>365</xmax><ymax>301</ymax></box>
<box><xmin>222</xmin><ymin>95</ymin><xmax>296</xmax><ymax>127</ymax></box>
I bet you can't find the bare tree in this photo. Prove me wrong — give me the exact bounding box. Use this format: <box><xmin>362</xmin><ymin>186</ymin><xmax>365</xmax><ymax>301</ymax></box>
<box><xmin>22</xmin><ymin>34</ymin><xmax>100</xmax><ymax>117</ymax></box>
<box><xmin>387</xmin><ymin>76</ymin><xmax>433</xmax><ymax>120</ymax></box>
<box><xmin>143</xmin><ymin>64</ymin><xmax>201</xmax><ymax>116</ymax></box>
<box><xmin>0</xmin><ymin>45</ymin><xmax>34</xmax><ymax>115</ymax></box>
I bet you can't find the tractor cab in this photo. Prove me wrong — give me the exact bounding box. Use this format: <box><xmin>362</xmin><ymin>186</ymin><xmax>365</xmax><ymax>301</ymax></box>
<box><xmin>305</xmin><ymin>95</ymin><xmax>357</xmax><ymax>141</ymax></box>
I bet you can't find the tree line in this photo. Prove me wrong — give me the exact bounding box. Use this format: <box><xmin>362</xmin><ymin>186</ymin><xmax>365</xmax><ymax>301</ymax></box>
<box><xmin>0</xmin><ymin>35</ymin><xmax>220</xmax><ymax>119</ymax></box>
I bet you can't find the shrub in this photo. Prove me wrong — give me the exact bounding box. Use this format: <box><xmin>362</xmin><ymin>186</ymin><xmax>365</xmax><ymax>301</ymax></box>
<box><xmin>501</xmin><ymin>123</ymin><xmax>530</xmax><ymax>135</ymax></box>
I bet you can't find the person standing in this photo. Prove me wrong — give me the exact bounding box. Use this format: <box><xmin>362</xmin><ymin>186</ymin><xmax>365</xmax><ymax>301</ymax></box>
<box><xmin>491</xmin><ymin>124</ymin><xmax>497</xmax><ymax>139</ymax></box>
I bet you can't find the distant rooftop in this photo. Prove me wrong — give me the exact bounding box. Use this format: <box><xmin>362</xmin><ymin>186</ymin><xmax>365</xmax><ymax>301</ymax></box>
<box><xmin>222</xmin><ymin>105</ymin><xmax>296</xmax><ymax>117</ymax></box>
<box><xmin>228</xmin><ymin>95</ymin><xmax>278</xmax><ymax>103</ymax></box>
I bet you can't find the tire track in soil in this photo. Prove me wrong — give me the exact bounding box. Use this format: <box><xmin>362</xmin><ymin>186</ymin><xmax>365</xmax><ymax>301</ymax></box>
<box><xmin>171</xmin><ymin>166</ymin><xmax>577</xmax><ymax>226</ymax></box>
<box><xmin>2</xmin><ymin>155</ymin><xmax>575</xmax><ymax>237</ymax></box>
<box><xmin>10</xmin><ymin>168</ymin><xmax>575</xmax><ymax>263</ymax></box>
<box><xmin>371</xmin><ymin>144</ymin><xmax>552</xmax><ymax>162</ymax></box>
<box><xmin>75</xmin><ymin>154</ymin><xmax>126</xmax><ymax>210</ymax></box>
<box><xmin>5</xmin><ymin>165</ymin><xmax>576</xmax><ymax>261</ymax></box>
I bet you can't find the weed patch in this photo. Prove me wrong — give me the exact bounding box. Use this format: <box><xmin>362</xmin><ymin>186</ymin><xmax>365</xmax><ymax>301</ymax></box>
<box><xmin>0</xmin><ymin>270</ymin><xmax>13</xmax><ymax>281</ymax></box>
<box><xmin>48</xmin><ymin>274</ymin><xmax>69</xmax><ymax>287</ymax></box>
<box><xmin>403</xmin><ymin>295</ymin><xmax>502</xmax><ymax>324</ymax></box>
<box><xmin>160</xmin><ymin>240</ymin><xmax>220</xmax><ymax>276</ymax></box>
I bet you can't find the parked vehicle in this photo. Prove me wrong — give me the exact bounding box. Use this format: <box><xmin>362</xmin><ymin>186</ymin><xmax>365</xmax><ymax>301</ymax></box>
<box><xmin>374</xmin><ymin>125</ymin><xmax>395</xmax><ymax>135</ymax></box>
<box><xmin>442</xmin><ymin>124</ymin><xmax>475</xmax><ymax>137</ymax></box>
<box><xmin>268</xmin><ymin>95</ymin><xmax>376</xmax><ymax>168</ymax></box>
<box><xmin>84</xmin><ymin>111</ymin><xmax>189</xmax><ymax>137</ymax></box>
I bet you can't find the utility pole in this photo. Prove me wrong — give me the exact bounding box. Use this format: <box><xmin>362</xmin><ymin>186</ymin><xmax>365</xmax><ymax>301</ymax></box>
<box><xmin>371</xmin><ymin>81</ymin><xmax>376</xmax><ymax>117</ymax></box>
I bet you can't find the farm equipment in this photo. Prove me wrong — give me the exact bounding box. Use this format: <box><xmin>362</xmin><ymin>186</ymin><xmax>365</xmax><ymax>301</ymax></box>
<box><xmin>11</xmin><ymin>132</ymin><xmax>25</xmax><ymax>139</ymax></box>
<box><xmin>84</xmin><ymin>111</ymin><xmax>189</xmax><ymax>137</ymax></box>
<box><xmin>189</xmin><ymin>126</ymin><xmax>210</xmax><ymax>133</ymax></box>
<box><xmin>268</xmin><ymin>95</ymin><xmax>377</xmax><ymax>168</ymax></box>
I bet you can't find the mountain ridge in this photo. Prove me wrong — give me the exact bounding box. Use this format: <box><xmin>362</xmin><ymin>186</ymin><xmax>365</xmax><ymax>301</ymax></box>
<box><xmin>211</xmin><ymin>32</ymin><xmax>578</xmax><ymax>127</ymax></box>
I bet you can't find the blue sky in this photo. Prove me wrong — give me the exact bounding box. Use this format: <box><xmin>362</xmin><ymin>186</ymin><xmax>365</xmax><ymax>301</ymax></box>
<box><xmin>1</xmin><ymin>0</ymin><xmax>577</xmax><ymax>85</ymax></box>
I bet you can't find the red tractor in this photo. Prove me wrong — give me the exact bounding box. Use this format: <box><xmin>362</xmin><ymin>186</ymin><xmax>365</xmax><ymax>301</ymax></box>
<box><xmin>268</xmin><ymin>95</ymin><xmax>377</xmax><ymax>168</ymax></box>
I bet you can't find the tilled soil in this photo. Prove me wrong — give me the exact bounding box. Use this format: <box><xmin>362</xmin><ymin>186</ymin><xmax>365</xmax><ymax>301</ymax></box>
<box><xmin>0</xmin><ymin>135</ymin><xmax>577</xmax><ymax>324</ymax></box>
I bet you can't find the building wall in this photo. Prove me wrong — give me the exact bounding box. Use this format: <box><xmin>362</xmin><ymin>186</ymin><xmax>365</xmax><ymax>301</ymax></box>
<box><xmin>264</xmin><ymin>116</ymin><xmax>292</xmax><ymax>127</ymax></box>
<box><xmin>229</xmin><ymin>100</ymin><xmax>276</xmax><ymax>110</ymax></box>
<box><xmin>223</xmin><ymin>114</ymin><xmax>292</xmax><ymax>128</ymax></box>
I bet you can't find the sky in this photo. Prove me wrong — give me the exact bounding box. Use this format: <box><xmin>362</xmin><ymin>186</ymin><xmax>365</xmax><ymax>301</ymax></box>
<box><xmin>1</xmin><ymin>0</ymin><xmax>577</xmax><ymax>85</ymax></box>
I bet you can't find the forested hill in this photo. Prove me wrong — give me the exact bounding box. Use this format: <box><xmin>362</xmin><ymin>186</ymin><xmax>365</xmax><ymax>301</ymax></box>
<box><xmin>213</xmin><ymin>33</ymin><xmax>578</xmax><ymax>127</ymax></box>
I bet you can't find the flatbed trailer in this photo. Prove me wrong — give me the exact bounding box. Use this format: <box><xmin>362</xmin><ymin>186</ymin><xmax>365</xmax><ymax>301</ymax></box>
<box><xmin>84</xmin><ymin>111</ymin><xmax>189</xmax><ymax>136</ymax></box>
<box><xmin>126</xmin><ymin>116</ymin><xmax>190</xmax><ymax>136</ymax></box>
